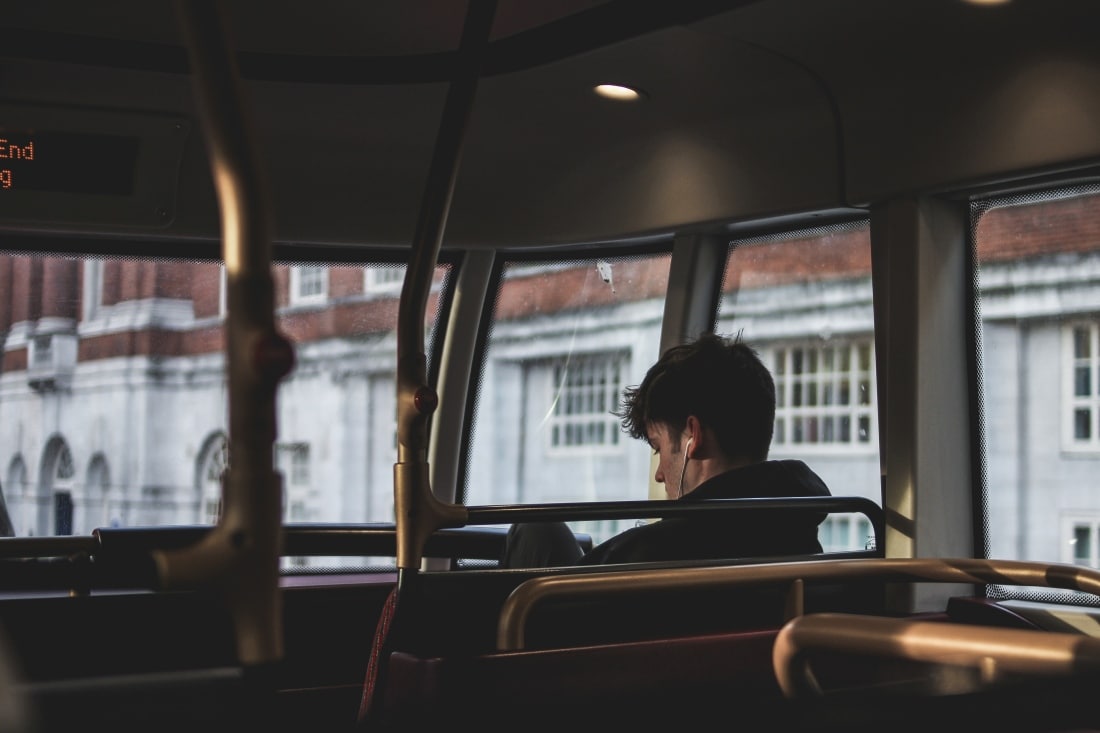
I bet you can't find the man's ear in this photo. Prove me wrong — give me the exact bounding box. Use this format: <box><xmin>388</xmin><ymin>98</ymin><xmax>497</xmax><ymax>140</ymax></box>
<box><xmin>685</xmin><ymin>415</ymin><xmax>703</xmax><ymax>458</ymax></box>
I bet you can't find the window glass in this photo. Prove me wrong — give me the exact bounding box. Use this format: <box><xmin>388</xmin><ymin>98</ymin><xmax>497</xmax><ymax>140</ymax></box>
<box><xmin>976</xmin><ymin>185</ymin><xmax>1100</xmax><ymax>601</ymax></box>
<box><xmin>289</xmin><ymin>264</ymin><xmax>328</xmax><ymax>304</ymax></box>
<box><xmin>465</xmin><ymin>253</ymin><xmax>672</xmax><ymax>545</ymax></box>
<box><xmin>0</xmin><ymin>252</ymin><xmax>451</xmax><ymax>565</ymax></box>
<box><xmin>548</xmin><ymin>352</ymin><xmax>626</xmax><ymax>452</ymax></box>
<box><xmin>717</xmin><ymin>220</ymin><xmax>881</xmax><ymax>552</ymax></box>
<box><xmin>1070</xmin><ymin>520</ymin><xmax>1095</xmax><ymax>567</ymax></box>
<box><xmin>771</xmin><ymin>341</ymin><xmax>875</xmax><ymax>449</ymax></box>
<box><xmin>364</xmin><ymin>265</ymin><xmax>406</xmax><ymax>295</ymax></box>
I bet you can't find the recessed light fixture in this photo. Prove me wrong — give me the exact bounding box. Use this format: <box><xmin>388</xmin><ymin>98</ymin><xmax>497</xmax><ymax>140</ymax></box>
<box><xmin>963</xmin><ymin>0</ymin><xmax>1010</xmax><ymax>5</ymax></box>
<box><xmin>594</xmin><ymin>84</ymin><xmax>645</xmax><ymax>101</ymax></box>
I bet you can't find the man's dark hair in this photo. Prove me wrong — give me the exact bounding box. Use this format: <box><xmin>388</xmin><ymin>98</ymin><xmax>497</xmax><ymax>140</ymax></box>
<box><xmin>616</xmin><ymin>333</ymin><xmax>776</xmax><ymax>462</ymax></box>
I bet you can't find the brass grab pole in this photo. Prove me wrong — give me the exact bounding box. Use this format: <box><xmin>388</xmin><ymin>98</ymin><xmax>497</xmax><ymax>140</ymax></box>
<box><xmin>156</xmin><ymin>0</ymin><xmax>295</xmax><ymax>667</ymax></box>
<box><xmin>394</xmin><ymin>0</ymin><xmax>496</xmax><ymax>572</ymax></box>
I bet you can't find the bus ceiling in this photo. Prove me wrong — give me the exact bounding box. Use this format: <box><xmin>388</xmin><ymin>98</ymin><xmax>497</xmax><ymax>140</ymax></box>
<box><xmin>0</xmin><ymin>0</ymin><xmax>1098</xmax><ymax>246</ymax></box>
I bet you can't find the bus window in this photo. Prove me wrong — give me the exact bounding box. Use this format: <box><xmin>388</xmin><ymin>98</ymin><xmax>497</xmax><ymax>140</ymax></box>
<box><xmin>0</xmin><ymin>251</ymin><xmax>452</xmax><ymax>565</ymax></box>
<box><xmin>718</xmin><ymin>220</ymin><xmax>882</xmax><ymax>552</ymax></box>
<box><xmin>464</xmin><ymin>251</ymin><xmax>672</xmax><ymax>545</ymax></box>
<box><xmin>975</xmin><ymin>185</ymin><xmax>1100</xmax><ymax>600</ymax></box>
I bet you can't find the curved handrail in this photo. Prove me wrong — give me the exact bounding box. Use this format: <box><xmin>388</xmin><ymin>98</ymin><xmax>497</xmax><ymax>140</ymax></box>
<box><xmin>154</xmin><ymin>1</ymin><xmax>294</xmax><ymax>667</ymax></box>
<box><xmin>496</xmin><ymin>557</ymin><xmax>1100</xmax><ymax>650</ymax></box>
<box><xmin>773</xmin><ymin>612</ymin><xmax>1100</xmax><ymax>698</ymax></box>
<box><xmin>468</xmin><ymin>495</ymin><xmax>882</xmax><ymax>549</ymax></box>
<box><xmin>0</xmin><ymin>496</ymin><xmax>876</xmax><ymax>564</ymax></box>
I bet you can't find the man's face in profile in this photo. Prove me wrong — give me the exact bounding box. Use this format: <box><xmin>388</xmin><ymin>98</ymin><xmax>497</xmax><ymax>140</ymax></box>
<box><xmin>646</xmin><ymin>422</ymin><xmax>688</xmax><ymax>500</ymax></box>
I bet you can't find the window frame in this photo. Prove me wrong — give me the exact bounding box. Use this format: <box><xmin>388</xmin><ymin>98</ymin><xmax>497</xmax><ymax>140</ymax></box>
<box><xmin>289</xmin><ymin>264</ymin><xmax>328</xmax><ymax>306</ymax></box>
<box><xmin>544</xmin><ymin>351</ymin><xmax>629</xmax><ymax>456</ymax></box>
<box><xmin>1061</xmin><ymin>512</ymin><xmax>1100</xmax><ymax>567</ymax></box>
<box><xmin>364</xmin><ymin>264</ymin><xmax>406</xmax><ymax>295</ymax></box>
<box><xmin>82</xmin><ymin>259</ymin><xmax>104</xmax><ymax>322</ymax></box>
<box><xmin>765</xmin><ymin>338</ymin><xmax>878</xmax><ymax>456</ymax></box>
<box><xmin>1063</xmin><ymin>321</ymin><xmax>1100</xmax><ymax>452</ymax></box>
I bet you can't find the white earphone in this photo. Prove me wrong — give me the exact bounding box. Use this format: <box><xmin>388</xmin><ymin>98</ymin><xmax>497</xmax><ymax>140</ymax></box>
<box><xmin>678</xmin><ymin>436</ymin><xmax>693</xmax><ymax>498</ymax></box>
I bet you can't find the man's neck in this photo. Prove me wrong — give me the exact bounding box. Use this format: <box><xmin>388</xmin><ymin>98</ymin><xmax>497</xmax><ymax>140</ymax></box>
<box><xmin>683</xmin><ymin>455</ymin><xmax>758</xmax><ymax>496</ymax></box>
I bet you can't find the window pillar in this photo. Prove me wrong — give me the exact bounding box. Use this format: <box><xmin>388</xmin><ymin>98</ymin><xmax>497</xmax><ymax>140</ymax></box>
<box><xmin>871</xmin><ymin>196</ymin><xmax>975</xmax><ymax>611</ymax></box>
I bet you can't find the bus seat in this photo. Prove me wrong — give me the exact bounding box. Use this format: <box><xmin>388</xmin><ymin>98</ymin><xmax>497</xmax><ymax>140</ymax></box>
<box><xmin>356</xmin><ymin>555</ymin><xmax>886</xmax><ymax>728</ymax></box>
<box><xmin>944</xmin><ymin>595</ymin><xmax>1044</xmax><ymax>630</ymax></box>
<box><xmin>377</xmin><ymin>628</ymin><xmax>784</xmax><ymax>728</ymax></box>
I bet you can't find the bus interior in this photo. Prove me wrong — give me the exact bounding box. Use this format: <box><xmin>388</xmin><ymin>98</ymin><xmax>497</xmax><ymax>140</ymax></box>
<box><xmin>2</xmin><ymin>0</ymin><xmax>1100</xmax><ymax>731</ymax></box>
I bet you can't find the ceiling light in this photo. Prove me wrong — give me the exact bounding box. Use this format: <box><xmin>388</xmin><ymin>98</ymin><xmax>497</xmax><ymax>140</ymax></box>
<box><xmin>594</xmin><ymin>84</ymin><xmax>645</xmax><ymax>101</ymax></box>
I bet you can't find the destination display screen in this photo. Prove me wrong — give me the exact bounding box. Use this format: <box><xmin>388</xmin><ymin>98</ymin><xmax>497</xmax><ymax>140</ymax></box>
<box><xmin>0</xmin><ymin>129</ymin><xmax>140</xmax><ymax>196</ymax></box>
<box><xmin>0</xmin><ymin>106</ymin><xmax>188</xmax><ymax>228</ymax></box>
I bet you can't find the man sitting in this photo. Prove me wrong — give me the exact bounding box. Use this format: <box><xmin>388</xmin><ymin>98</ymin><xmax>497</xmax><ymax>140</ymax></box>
<box><xmin>501</xmin><ymin>332</ymin><xmax>831</xmax><ymax>567</ymax></box>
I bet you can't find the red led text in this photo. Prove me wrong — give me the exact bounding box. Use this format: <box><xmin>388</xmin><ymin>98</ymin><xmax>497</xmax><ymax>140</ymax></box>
<box><xmin>0</xmin><ymin>138</ymin><xmax>36</xmax><ymax>190</ymax></box>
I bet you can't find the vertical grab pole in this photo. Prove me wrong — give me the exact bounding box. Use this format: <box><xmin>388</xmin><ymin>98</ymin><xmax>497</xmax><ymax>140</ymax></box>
<box><xmin>156</xmin><ymin>1</ymin><xmax>295</xmax><ymax>667</ymax></box>
<box><xmin>394</xmin><ymin>0</ymin><xmax>496</xmax><ymax>572</ymax></box>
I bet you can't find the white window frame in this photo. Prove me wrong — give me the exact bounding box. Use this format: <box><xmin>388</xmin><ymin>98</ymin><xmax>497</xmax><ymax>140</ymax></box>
<box><xmin>275</xmin><ymin>442</ymin><xmax>313</xmax><ymax>567</ymax></box>
<box><xmin>1063</xmin><ymin>322</ymin><xmax>1100</xmax><ymax>452</ymax></box>
<box><xmin>289</xmin><ymin>265</ymin><xmax>328</xmax><ymax>306</ymax></box>
<box><xmin>277</xmin><ymin>442</ymin><xmax>313</xmax><ymax>524</ymax></box>
<box><xmin>1062</xmin><ymin>512</ymin><xmax>1100</xmax><ymax>567</ymax></box>
<box><xmin>82</xmin><ymin>259</ymin><xmax>104</xmax><ymax>321</ymax></box>
<box><xmin>546</xmin><ymin>352</ymin><xmax>626</xmax><ymax>455</ymax></box>
<box><xmin>767</xmin><ymin>339</ymin><xmax>877</xmax><ymax>455</ymax></box>
<box><xmin>364</xmin><ymin>265</ymin><xmax>405</xmax><ymax>295</ymax></box>
<box><xmin>277</xmin><ymin>442</ymin><xmax>311</xmax><ymax>489</ymax></box>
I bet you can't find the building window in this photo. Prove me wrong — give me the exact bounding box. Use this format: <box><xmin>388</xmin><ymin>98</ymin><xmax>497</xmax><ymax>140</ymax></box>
<box><xmin>277</xmin><ymin>442</ymin><xmax>311</xmax><ymax>489</ymax></box>
<box><xmin>548</xmin><ymin>352</ymin><xmax>626</xmax><ymax>451</ymax></box>
<box><xmin>86</xmin><ymin>453</ymin><xmax>112</xmax><ymax>530</ymax></box>
<box><xmin>54</xmin><ymin>491</ymin><xmax>73</xmax><ymax>536</ymax></box>
<box><xmin>1065</xmin><ymin>323</ymin><xmax>1100</xmax><ymax>449</ymax></box>
<box><xmin>277</xmin><ymin>442</ymin><xmax>313</xmax><ymax>527</ymax></box>
<box><xmin>6</xmin><ymin>456</ymin><xmax>27</xmax><ymax>537</ymax></box>
<box><xmin>82</xmin><ymin>259</ymin><xmax>104</xmax><ymax>321</ymax></box>
<box><xmin>289</xmin><ymin>265</ymin><xmax>327</xmax><ymax>305</ymax></box>
<box><xmin>278</xmin><ymin>442</ymin><xmax>313</xmax><ymax>567</ymax></box>
<box><xmin>769</xmin><ymin>340</ymin><xmax>876</xmax><ymax>452</ymax></box>
<box><xmin>365</xmin><ymin>265</ymin><xmax>405</xmax><ymax>294</ymax></box>
<box><xmin>819</xmin><ymin>513</ymin><xmax>874</xmax><ymax>553</ymax></box>
<box><xmin>30</xmin><ymin>335</ymin><xmax>52</xmax><ymax>368</ymax></box>
<box><xmin>55</xmin><ymin>443</ymin><xmax>74</xmax><ymax>483</ymax></box>
<box><xmin>199</xmin><ymin>433</ymin><xmax>228</xmax><ymax>525</ymax></box>
<box><xmin>1063</xmin><ymin>514</ymin><xmax>1100</xmax><ymax>567</ymax></box>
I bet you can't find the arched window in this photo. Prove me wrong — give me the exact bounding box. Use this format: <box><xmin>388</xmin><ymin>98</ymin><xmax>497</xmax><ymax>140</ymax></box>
<box><xmin>56</xmin><ymin>445</ymin><xmax>74</xmax><ymax>483</ymax></box>
<box><xmin>196</xmin><ymin>432</ymin><xmax>227</xmax><ymax>524</ymax></box>
<box><xmin>5</xmin><ymin>457</ymin><xmax>27</xmax><ymax>536</ymax></box>
<box><xmin>86</xmin><ymin>453</ymin><xmax>112</xmax><ymax>531</ymax></box>
<box><xmin>39</xmin><ymin>437</ymin><xmax>75</xmax><ymax>536</ymax></box>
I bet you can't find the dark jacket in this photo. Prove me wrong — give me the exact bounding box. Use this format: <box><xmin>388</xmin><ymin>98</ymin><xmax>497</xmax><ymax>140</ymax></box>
<box><xmin>579</xmin><ymin>459</ymin><xmax>831</xmax><ymax>565</ymax></box>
